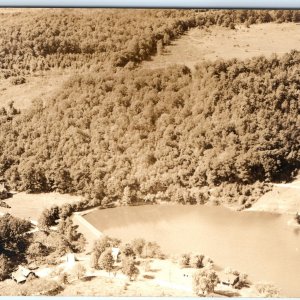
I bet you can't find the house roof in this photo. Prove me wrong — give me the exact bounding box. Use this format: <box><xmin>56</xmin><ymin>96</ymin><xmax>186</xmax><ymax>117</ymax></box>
<box><xmin>112</xmin><ymin>247</ymin><xmax>120</xmax><ymax>255</ymax></box>
<box><xmin>219</xmin><ymin>273</ymin><xmax>239</xmax><ymax>285</ymax></box>
<box><xmin>12</xmin><ymin>266</ymin><xmax>37</xmax><ymax>283</ymax></box>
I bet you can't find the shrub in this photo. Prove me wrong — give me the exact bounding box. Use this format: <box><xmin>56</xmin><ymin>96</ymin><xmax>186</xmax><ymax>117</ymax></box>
<box><xmin>255</xmin><ymin>283</ymin><xmax>280</xmax><ymax>297</ymax></box>
<box><xmin>20</xmin><ymin>278</ymin><xmax>62</xmax><ymax>296</ymax></box>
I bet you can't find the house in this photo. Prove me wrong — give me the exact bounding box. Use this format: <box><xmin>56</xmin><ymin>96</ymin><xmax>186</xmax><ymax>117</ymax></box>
<box><xmin>12</xmin><ymin>266</ymin><xmax>38</xmax><ymax>283</ymax></box>
<box><xmin>112</xmin><ymin>247</ymin><xmax>120</xmax><ymax>262</ymax></box>
<box><xmin>219</xmin><ymin>273</ymin><xmax>239</xmax><ymax>287</ymax></box>
<box><xmin>65</xmin><ymin>253</ymin><xmax>76</xmax><ymax>268</ymax></box>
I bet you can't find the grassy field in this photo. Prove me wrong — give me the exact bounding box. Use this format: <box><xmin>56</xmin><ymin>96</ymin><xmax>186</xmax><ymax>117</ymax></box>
<box><xmin>0</xmin><ymin>192</ymin><xmax>82</xmax><ymax>221</ymax></box>
<box><xmin>248</xmin><ymin>176</ymin><xmax>300</xmax><ymax>214</ymax></box>
<box><xmin>0</xmin><ymin>70</ymin><xmax>71</xmax><ymax>110</ymax></box>
<box><xmin>143</xmin><ymin>23</ymin><xmax>300</xmax><ymax>70</ymax></box>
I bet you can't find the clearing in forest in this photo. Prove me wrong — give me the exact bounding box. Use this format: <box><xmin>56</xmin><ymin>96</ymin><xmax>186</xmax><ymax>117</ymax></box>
<box><xmin>0</xmin><ymin>192</ymin><xmax>82</xmax><ymax>221</ymax></box>
<box><xmin>248</xmin><ymin>176</ymin><xmax>300</xmax><ymax>214</ymax></box>
<box><xmin>143</xmin><ymin>23</ymin><xmax>300</xmax><ymax>70</ymax></box>
<box><xmin>0</xmin><ymin>70</ymin><xmax>71</xmax><ymax>110</ymax></box>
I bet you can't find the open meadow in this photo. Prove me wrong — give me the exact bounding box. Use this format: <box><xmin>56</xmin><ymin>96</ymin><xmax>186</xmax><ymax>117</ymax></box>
<box><xmin>143</xmin><ymin>23</ymin><xmax>300</xmax><ymax>70</ymax></box>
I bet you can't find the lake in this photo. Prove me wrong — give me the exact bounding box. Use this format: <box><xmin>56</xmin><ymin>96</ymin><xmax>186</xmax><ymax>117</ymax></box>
<box><xmin>84</xmin><ymin>204</ymin><xmax>300</xmax><ymax>296</ymax></box>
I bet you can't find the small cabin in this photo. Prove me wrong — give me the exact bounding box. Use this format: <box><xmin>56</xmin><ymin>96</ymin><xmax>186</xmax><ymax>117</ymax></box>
<box><xmin>65</xmin><ymin>253</ymin><xmax>76</xmax><ymax>268</ymax></box>
<box><xmin>219</xmin><ymin>273</ymin><xmax>239</xmax><ymax>287</ymax></box>
<box><xmin>12</xmin><ymin>266</ymin><xmax>38</xmax><ymax>284</ymax></box>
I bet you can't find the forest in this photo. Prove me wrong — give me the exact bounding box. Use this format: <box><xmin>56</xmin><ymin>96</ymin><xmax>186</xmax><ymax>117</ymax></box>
<box><xmin>0</xmin><ymin>9</ymin><xmax>298</xmax><ymax>77</ymax></box>
<box><xmin>0</xmin><ymin>9</ymin><xmax>299</xmax><ymax>210</ymax></box>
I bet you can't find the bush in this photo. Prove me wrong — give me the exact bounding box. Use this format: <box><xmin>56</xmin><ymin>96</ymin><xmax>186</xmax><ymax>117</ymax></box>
<box><xmin>255</xmin><ymin>283</ymin><xmax>280</xmax><ymax>297</ymax></box>
<box><xmin>19</xmin><ymin>278</ymin><xmax>62</xmax><ymax>296</ymax></box>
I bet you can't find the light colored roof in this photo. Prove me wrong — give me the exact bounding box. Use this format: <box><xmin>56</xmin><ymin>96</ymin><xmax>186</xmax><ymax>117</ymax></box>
<box><xmin>12</xmin><ymin>266</ymin><xmax>35</xmax><ymax>283</ymax></box>
<box><xmin>112</xmin><ymin>247</ymin><xmax>120</xmax><ymax>255</ymax></box>
<box><xmin>219</xmin><ymin>273</ymin><xmax>239</xmax><ymax>285</ymax></box>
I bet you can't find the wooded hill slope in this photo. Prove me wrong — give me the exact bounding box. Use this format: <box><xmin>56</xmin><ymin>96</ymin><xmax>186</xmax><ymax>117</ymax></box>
<box><xmin>0</xmin><ymin>9</ymin><xmax>299</xmax><ymax>208</ymax></box>
<box><xmin>0</xmin><ymin>52</ymin><xmax>299</xmax><ymax>208</ymax></box>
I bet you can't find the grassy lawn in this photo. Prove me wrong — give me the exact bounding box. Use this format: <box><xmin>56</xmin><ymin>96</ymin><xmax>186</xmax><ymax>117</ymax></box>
<box><xmin>0</xmin><ymin>192</ymin><xmax>82</xmax><ymax>221</ymax></box>
<box><xmin>0</xmin><ymin>70</ymin><xmax>71</xmax><ymax>110</ymax></box>
<box><xmin>248</xmin><ymin>175</ymin><xmax>300</xmax><ymax>214</ymax></box>
<box><xmin>142</xmin><ymin>23</ymin><xmax>300</xmax><ymax>70</ymax></box>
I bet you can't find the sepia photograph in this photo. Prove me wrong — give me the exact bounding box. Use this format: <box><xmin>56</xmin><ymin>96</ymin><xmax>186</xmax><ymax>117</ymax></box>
<box><xmin>0</xmin><ymin>7</ymin><xmax>299</xmax><ymax>297</ymax></box>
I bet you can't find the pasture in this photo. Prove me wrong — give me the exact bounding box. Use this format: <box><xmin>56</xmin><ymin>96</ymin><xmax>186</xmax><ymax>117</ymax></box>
<box><xmin>143</xmin><ymin>23</ymin><xmax>300</xmax><ymax>70</ymax></box>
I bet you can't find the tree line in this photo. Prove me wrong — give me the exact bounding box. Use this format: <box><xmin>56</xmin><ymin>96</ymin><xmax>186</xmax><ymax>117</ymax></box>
<box><xmin>0</xmin><ymin>9</ymin><xmax>298</xmax><ymax>78</ymax></box>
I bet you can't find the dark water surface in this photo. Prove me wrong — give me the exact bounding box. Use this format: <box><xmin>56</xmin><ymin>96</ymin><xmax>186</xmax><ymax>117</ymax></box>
<box><xmin>84</xmin><ymin>204</ymin><xmax>300</xmax><ymax>296</ymax></box>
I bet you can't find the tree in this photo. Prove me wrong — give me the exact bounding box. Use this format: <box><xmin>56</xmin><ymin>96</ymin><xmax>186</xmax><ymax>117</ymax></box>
<box><xmin>179</xmin><ymin>253</ymin><xmax>190</xmax><ymax>268</ymax></box>
<box><xmin>190</xmin><ymin>254</ymin><xmax>204</xmax><ymax>269</ymax></box>
<box><xmin>120</xmin><ymin>243</ymin><xmax>135</xmax><ymax>259</ymax></box>
<box><xmin>98</xmin><ymin>248</ymin><xmax>114</xmax><ymax>273</ymax></box>
<box><xmin>121</xmin><ymin>257</ymin><xmax>139</xmax><ymax>281</ymax></box>
<box><xmin>93</xmin><ymin>236</ymin><xmax>113</xmax><ymax>259</ymax></box>
<box><xmin>131</xmin><ymin>238</ymin><xmax>145</xmax><ymax>257</ymax></box>
<box><xmin>142</xmin><ymin>241</ymin><xmax>163</xmax><ymax>258</ymax></box>
<box><xmin>37</xmin><ymin>209</ymin><xmax>53</xmax><ymax>231</ymax></box>
<box><xmin>0</xmin><ymin>213</ymin><xmax>31</xmax><ymax>255</ymax></box>
<box><xmin>121</xmin><ymin>186</ymin><xmax>132</xmax><ymax>206</ymax></box>
<box><xmin>59</xmin><ymin>203</ymin><xmax>72</xmax><ymax>219</ymax></box>
<box><xmin>26</xmin><ymin>242</ymin><xmax>48</xmax><ymax>260</ymax></box>
<box><xmin>192</xmin><ymin>269</ymin><xmax>219</xmax><ymax>296</ymax></box>
<box><xmin>0</xmin><ymin>255</ymin><xmax>10</xmax><ymax>280</ymax></box>
<box><xmin>57</xmin><ymin>217</ymin><xmax>86</xmax><ymax>253</ymax></box>
<box><xmin>156</xmin><ymin>40</ymin><xmax>164</xmax><ymax>55</ymax></box>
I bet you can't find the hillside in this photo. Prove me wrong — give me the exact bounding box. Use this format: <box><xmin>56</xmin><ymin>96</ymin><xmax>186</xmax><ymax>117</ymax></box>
<box><xmin>0</xmin><ymin>52</ymin><xmax>299</xmax><ymax>209</ymax></box>
<box><xmin>0</xmin><ymin>9</ymin><xmax>299</xmax><ymax>209</ymax></box>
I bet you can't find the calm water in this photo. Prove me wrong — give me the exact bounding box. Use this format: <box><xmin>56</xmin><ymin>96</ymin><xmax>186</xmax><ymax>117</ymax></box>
<box><xmin>84</xmin><ymin>205</ymin><xmax>300</xmax><ymax>296</ymax></box>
